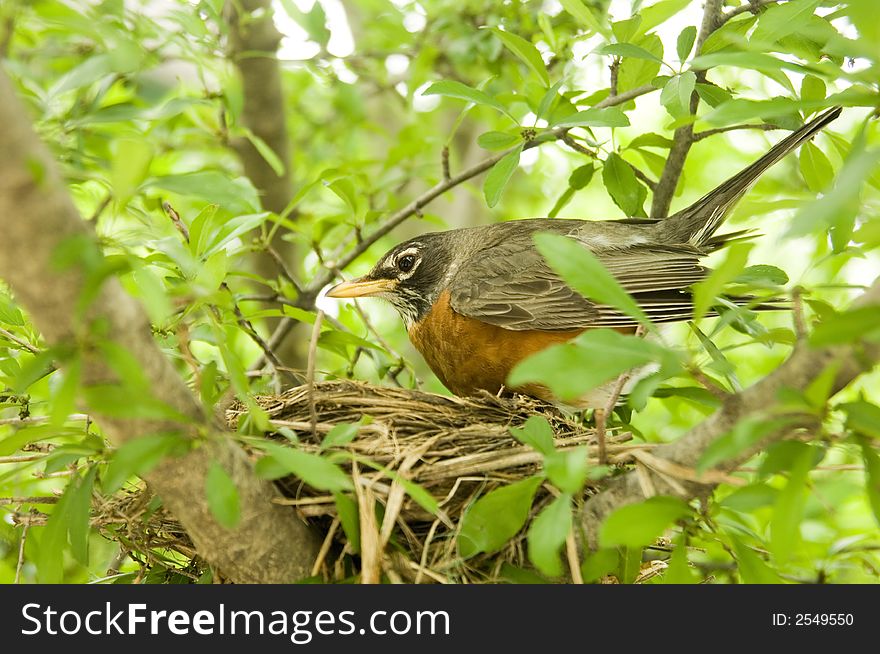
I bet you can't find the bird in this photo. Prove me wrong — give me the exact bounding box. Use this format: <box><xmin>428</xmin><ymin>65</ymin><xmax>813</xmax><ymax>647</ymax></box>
<box><xmin>325</xmin><ymin>107</ymin><xmax>842</xmax><ymax>406</ymax></box>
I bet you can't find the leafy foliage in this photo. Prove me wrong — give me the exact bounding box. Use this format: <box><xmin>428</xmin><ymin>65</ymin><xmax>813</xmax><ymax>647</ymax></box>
<box><xmin>0</xmin><ymin>0</ymin><xmax>879</xmax><ymax>584</ymax></box>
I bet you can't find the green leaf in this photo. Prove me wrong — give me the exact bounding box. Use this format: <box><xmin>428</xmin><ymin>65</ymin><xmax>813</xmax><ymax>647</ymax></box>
<box><xmin>509</xmin><ymin>329</ymin><xmax>678</xmax><ymax>403</ymax></box>
<box><xmin>841</xmin><ymin>401</ymin><xmax>880</xmax><ymax>440</ymax></box>
<box><xmin>801</xmin><ymin>75</ymin><xmax>826</xmax><ymax>104</ymax></box>
<box><xmin>50</xmin><ymin>358</ymin><xmax>80</xmax><ymax>427</ymax></box>
<box><xmin>559</xmin><ymin>0</ymin><xmax>607</xmax><ymax>36</ymax></box>
<box><xmin>527</xmin><ymin>494</ymin><xmax>572</xmax><ymax>577</ymax></box>
<box><xmin>148</xmin><ymin>172</ymin><xmax>260</xmax><ymax>214</ymax></box>
<box><xmin>334</xmin><ymin>492</ymin><xmax>361</xmax><ymax>554</ymax></box>
<box><xmin>617</xmin><ymin>33</ymin><xmax>663</xmax><ymax>92</ymax></box>
<box><xmin>67</xmin><ymin>466</ymin><xmax>98</xmax><ymax>566</ymax></box>
<box><xmin>790</xmin><ymin>146</ymin><xmax>880</xmax><ymax>244</ymax></box>
<box><xmin>483</xmin><ymin>146</ymin><xmax>522</xmax><ymax>208</ymax></box>
<box><xmin>676</xmin><ymin>25</ymin><xmax>697</xmax><ymax>62</ymax></box>
<box><xmin>599</xmin><ymin>43</ymin><xmax>663</xmax><ymax>63</ymax></box>
<box><xmin>730</xmin><ymin>536</ymin><xmax>783</xmax><ymax>583</ymax></box>
<box><xmin>321</xmin><ymin>421</ymin><xmax>361</xmax><ymax>449</ymax></box>
<box><xmin>663</xmin><ymin>539</ymin><xmax>698</xmax><ymax>584</ymax></box>
<box><xmin>103</xmin><ymin>434</ymin><xmax>185</xmax><ymax>494</ymax></box>
<box><xmin>544</xmin><ymin>447</ymin><xmax>590</xmax><ymax>494</ymax></box>
<box><xmin>770</xmin><ymin>444</ymin><xmax>815</xmax><ymax>562</ymax></box>
<box><xmin>859</xmin><ymin>438</ymin><xmax>880</xmax><ymax>527</ymax></box>
<box><xmin>751</xmin><ymin>0</ymin><xmax>823</xmax><ymax>45</ymax></box>
<box><xmin>602</xmin><ymin>152</ymin><xmax>647</xmax><ymax>217</ymax></box>
<box><xmin>477</xmin><ymin>130</ymin><xmax>521</xmax><ymax>151</ymax></box>
<box><xmin>458</xmin><ymin>476</ymin><xmax>543</xmax><ymax>558</ymax></box>
<box><xmin>733</xmin><ymin>265</ymin><xmax>789</xmax><ymax>287</ymax></box>
<box><xmin>206</xmin><ymin>462</ymin><xmax>241</xmax><ymax>530</ymax></box>
<box><xmin>638</xmin><ymin>0</ymin><xmax>692</xmax><ymax>35</ymax></box>
<box><xmin>660</xmin><ymin>71</ymin><xmax>696</xmax><ymax>118</ymax></box>
<box><xmin>242</xmin><ymin>128</ymin><xmax>286</xmax><ymax>177</ymax></box>
<box><xmin>534</xmin><ymin>232</ymin><xmax>652</xmax><ymax>327</ymax></box>
<box><xmin>799</xmin><ymin>141</ymin><xmax>833</xmax><ymax>193</ymax></box>
<box><xmin>698</xmin><ymin>416</ymin><xmax>795</xmax><ymax>473</ymax></box>
<box><xmin>111</xmin><ymin>138</ymin><xmax>153</xmax><ymax>208</ymax></box>
<box><xmin>553</xmin><ymin>107</ymin><xmax>629</xmax><ymax>128</ymax></box>
<box><xmin>692</xmin><ymin>242</ymin><xmax>754</xmax><ymax>321</ymax></box>
<box><xmin>488</xmin><ymin>28</ymin><xmax>549</xmax><ymax>87</ymax></box>
<box><xmin>510</xmin><ymin>416</ymin><xmax>555</xmax><ymax>456</ymax></box>
<box><xmin>581</xmin><ymin>547</ymin><xmax>618</xmax><ymax>582</ymax></box>
<box><xmin>568</xmin><ymin>164</ymin><xmax>595</xmax><ymax>190</ymax></box>
<box><xmin>720</xmin><ymin>483</ymin><xmax>780</xmax><ymax>512</ymax></box>
<box><xmin>257</xmin><ymin>443</ymin><xmax>353</xmax><ymax>492</ymax></box>
<box><xmin>599</xmin><ymin>496</ymin><xmax>691</xmax><ymax>549</ymax></box>
<box><xmin>422</xmin><ymin>80</ymin><xmax>510</xmax><ymax>117</ymax></box>
<box><xmin>809</xmin><ymin>306</ymin><xmax>880</xmax><ymax>346</ymax></box>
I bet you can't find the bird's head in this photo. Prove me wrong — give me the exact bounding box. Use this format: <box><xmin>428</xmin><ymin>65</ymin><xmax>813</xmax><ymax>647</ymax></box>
<box><xmin>325</xmin><ymin>233</ymin><xmax>457</xmax><ymax>328</ymax></box>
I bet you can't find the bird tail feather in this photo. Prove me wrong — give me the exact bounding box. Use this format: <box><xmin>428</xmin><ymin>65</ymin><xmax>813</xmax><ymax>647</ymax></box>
<box><xmin>664</xmin><ymin>106</ymin><xmax>842</xmax><ymax>247</ymax></box>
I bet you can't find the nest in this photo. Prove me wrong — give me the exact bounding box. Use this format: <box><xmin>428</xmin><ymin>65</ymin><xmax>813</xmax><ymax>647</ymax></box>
<box><xmin>94</xmin><ymin>380</ymin><xmax>639</xmax><ymax>583</ymax></box>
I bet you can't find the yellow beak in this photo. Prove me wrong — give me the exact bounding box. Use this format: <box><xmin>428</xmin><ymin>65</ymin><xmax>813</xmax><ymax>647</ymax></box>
<box><xmin>324</xmin><ymin>277</ymin><xmax>397</xmax><ymax>298</ymax></box>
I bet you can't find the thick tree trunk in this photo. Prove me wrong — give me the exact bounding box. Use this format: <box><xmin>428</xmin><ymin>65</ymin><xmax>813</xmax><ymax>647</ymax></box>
<box><xmin>0</xmin><ymin>68</ymin><xmax>321</xmax><ymax>583</ymax></box>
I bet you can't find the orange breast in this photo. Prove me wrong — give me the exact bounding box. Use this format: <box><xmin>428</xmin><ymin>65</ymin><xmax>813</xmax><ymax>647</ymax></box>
<box><xmin>408</xmin><ymin>290</ymin><xmax>582</xmax><ymax>401</ymax></box>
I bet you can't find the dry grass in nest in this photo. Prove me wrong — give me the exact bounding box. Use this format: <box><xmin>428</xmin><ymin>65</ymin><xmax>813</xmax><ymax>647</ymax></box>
<box><xmin>93</xmin><ymin>380</ymin><xmax>646</xmax><ymax>583</ymax></box>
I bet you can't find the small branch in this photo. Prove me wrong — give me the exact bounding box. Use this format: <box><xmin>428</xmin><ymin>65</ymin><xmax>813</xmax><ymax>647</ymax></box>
<box><xmin>15</xmin><ymin>516</ymin><xmax>29</xmax><ymax>584</ymax></box>
<box><xmin>693</xmin><ymin>123</ymin><xmax>781</xmax><ymax>142</ymax></box>
<box><xmin>719</xmin><ymin>0</ymin><xmax>783</xmax><ymax>26</ymax></box>
<box><xmin>265</xmin><ymin>244</ymin><xmax>303</xmax><ymax>296</ymax></box>
<box><xmin>609</xmin><ymin>57</ymin><xmax>620</xmax><ymax>98</ymax></box>
<box><xmin>792</xmin><ymin>286</ymin><xmax>807</xmax><ymax>341</ymax></box>
<box><xmin>306</xmin><ymin>310</ymin><xmax>324</xmax><ymax>439</ymax></box>
<box><xmin>650</xmin><ymin>0</ymin><xmax>723</xmax><ymax>219</ymax></box>
<box><xmin>0</xmin><ymin>327</ymin><xmax>40</xmax><ymax>354</ymax></box>
<box><xmin>162</xmin><ymin>201</ymin><xmax>190</xmax><ymax>242</ymax></box>
<box><xmin>441</xmin><ymin>146</ymin><xmax>451</xmax><ymax>182</ymax></box>
<box><xmin>0</xmin><ymin>496</ymin><xmax>60</xmax><ymax>505</ymax></box>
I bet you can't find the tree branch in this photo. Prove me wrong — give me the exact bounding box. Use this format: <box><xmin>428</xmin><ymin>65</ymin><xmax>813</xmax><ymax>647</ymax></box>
<box><xmin>225</xmin><ymin>0</ymin><xmax>292</xmax><ymax>216</ymax></box>
<box><xmin>580</xmin><ymin>278</ymin><xmax>880</xmax><ymax>548</ymax></box>
<box><xmin>650</xmin><ymin>0</ymin><xmax>723</xmax><ymax>219</ymax></box>
<box><xmin>0</xmin><ymin>68</ymin><xmax>321</xmax><ymax>583</ymax></box>
<box><xmin>720</xmin><ymin>0</ymin><xmax>784</xmax><ymax>27</ymax></box>
<box><xmin>692</xmin><ymin>123</ymin><xmax>781</xmax><ymax>142</ymax></box>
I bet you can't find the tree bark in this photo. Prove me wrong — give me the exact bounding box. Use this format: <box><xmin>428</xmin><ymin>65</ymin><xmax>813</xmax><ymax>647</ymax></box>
<box><xmin>225</xmin><ymin>0</ymin><xmax>309</xmax><ymax>371</ymax></box>
<box><xmin>0</xmin><ymin>67</ymin><xmax>321</xmax><ymax>583</ymax></box>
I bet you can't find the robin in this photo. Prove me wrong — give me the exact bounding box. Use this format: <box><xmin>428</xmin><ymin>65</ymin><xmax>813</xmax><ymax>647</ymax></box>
<box><xmin>326</xmin><ymin>107</ymin><xmax>841</xmax><ymax>405</ymax></box>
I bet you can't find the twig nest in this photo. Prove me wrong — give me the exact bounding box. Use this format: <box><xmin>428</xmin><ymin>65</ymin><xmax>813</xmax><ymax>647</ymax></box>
<box><xmin>99</xmin><ymin>381</ymin><xmax>633</xmax><ymax>582</ymax></box>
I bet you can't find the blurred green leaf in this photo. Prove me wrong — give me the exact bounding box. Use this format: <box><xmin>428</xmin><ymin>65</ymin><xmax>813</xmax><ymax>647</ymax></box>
<box><xmin>599</xmin><ymin>43</ymin><xmax>663</xmax><ymax>63</ymax></box>
<box><xmin>477</xmin><ymin>130</ymin><xmax>521</xmax><ymax>151</ymax></box>
<box><xmin>103</xmin><ymin>433</ymin><xmax>185</xmax><ymax>494</ymax></box>
<box><xmin>458</xmin><ymin>476</ymin><xmax>542</xmax><ymax>558</ymax></box>
<box><xmin>602</xmin><ymin>152</ymin><xmax>647</xmax><ymax>217</ymax></box>
<box><xmin>800</xmin><ymin>142</ymin><xmax>833</xmax><ymax>193</ymax></box>
<box><xmin>730</xmin><ymin>536</ymin><xmax>783</xmax><ymax>583</ymax></box>
<box><xmin>334</xmin><ymin>492</ymin><xmax>361</xmax><ymax>554</ymax></box>
<box><xmin>559</xmin><ymin>0</ymin><xmax>607</xmax><ymax>36</ymax></box>
<box><xmin>554</xmin><ymin>107</ymin><xmax>629</xmax><ymax>128</ymax></box>
<box><xmin>527</xmin><ymin>494</ymin><xmax>572</xmax><ymax>577</ymax></box>
<box><xmin>859</xmin><ymin>438</ymin><xmax>880</xmax><ymax>527</ymax></box>
<box><xmin>509</xmin><ymin>328</ymin><xmax>677</xmax><ymax>402</ymax></box>
<box><xmin>599</xmin><ymin>496</ymin><xmax>691</xmax><ymax>549</ymax></box>
<box><xmin>422</xmin><ymin>80</ymin><xmax>512</xmax><ymax>118</ymax></box>
<box><xmin>488</xmin><ymin>28</ymin><xmax>550</xmax><ymax>87</ymax></box>
<box><xmin>770</xmin><ymin>443</ymin><xmax>815</xmax><ymax>562</ymax></box>
<box><xmin>544</xmin><ymin>447</ymin><xmax>590</xmax><ymax>494</ymax></box>
<box><xmin>692</xmin><ymin>242</ymin><xmax>754</xmax><ymax>321</ymax></box>
<box><xmin>751</xmin><ymin>0</ymin><xmax>823</xmax><ymax>45</ymax></box>
<box><xmin>484</xmin><ymin>146</ymin><xmax>522</xmax><ymax>208</ymax></box>
<box><xmin>510</xmin><ymin>416</ymin><xmax>556</xmax><ymax>456</ymax></box>
<box><xmin>841</xmin><ymin>401</ymin><xmax>880</xmax><ymax>440</ymax></box>
<box><xmin>206</xmin><ymin>462</ymin><xmax>241</xmax><ymax>530</ymax></box>
<box><xmin>257</xmin><ymin>442</ymin><xmax>353</xmax><ymax>492</ymax></box>
<box><xmin>809</xmin><ymin>306</ymin><xmax>880</xmax><ymax>346</ymax></box>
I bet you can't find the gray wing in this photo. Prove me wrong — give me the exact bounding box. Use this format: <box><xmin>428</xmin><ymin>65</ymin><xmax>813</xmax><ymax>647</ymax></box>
<box><xmin>447</xmin><ymin>227</ymin><xmax>708</xmax><ymax>331</ymax></box>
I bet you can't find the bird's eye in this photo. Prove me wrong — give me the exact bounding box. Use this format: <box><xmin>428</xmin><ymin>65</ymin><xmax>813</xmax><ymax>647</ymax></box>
<box><xmin>397</xmin><ymin>254</ymin><xmax>416</xmax><ymax>273</ymax></box>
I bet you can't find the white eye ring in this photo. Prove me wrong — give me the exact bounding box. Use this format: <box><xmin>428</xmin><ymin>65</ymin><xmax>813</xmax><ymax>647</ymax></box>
<box><xmin>392</xmin><ymin>247</ymin><xmax>421</xmax><ymax>277</ymax></box>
